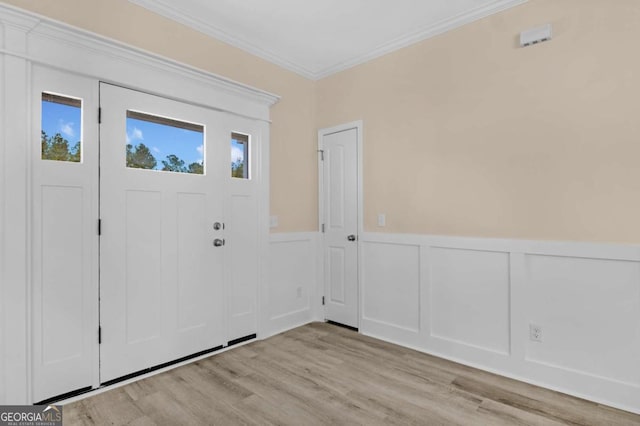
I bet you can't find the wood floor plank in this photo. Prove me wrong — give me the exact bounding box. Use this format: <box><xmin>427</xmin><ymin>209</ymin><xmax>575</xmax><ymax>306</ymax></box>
<box><xmin>451</xmin><ymin>375</ymin><xmax>632</xmax><ymax>426</ymax></box>
<box><xmin>232</xmin><ymin>393</ymin><xmax>320</xmax><ymax>426</ymax></box>
<box><xmin>234</xmin><ymin>372</ymin><xmax>342</xmax><ymax>425</ymax></box>
<box><xmin>63</xmin><ymin>323</ymin><xmax>640</xmax><ymax>425</ymax></box>
<box><xmin>68</xmin><ymin>388</ymin><xmax>146</xmax><ymax>425</ymax></box>
<box><xmin>132</xmin><ymin>390</ymin><xmax>208</xmax><ymax>426</ymax></box>
<box><xmin>63</xmin><ymin>403</ymin><xmax>98</xmax><ymax>426</ymax></box>
<box><xmin>175</xmin><ymin>362</ymin><xmax>254</xmax><ymax>404</ymax></box>
<box><xmin>477</xmin><ymin>399</ymin><xmax>568</xmax><ymax>426</ymax></box>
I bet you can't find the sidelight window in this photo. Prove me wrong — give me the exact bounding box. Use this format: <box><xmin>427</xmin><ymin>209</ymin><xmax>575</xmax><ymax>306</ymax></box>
<box><xmin>41</xmin><ymin>93</ymin><xmax>82</xmax><ymax>162</ymax></box>
<box><xmin>231</xmin><ymin>132</ymin><xmax>249</xmax><ymax>179</ymax></box>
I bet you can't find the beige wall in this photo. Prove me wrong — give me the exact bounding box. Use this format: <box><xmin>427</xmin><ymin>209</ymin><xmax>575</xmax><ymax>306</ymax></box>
<box><xmin>4</xmin><ymin>0</ymin><xmax>318</xmax><ymax>233</ymax></box>
<box><xmin>7</xmin><ymin>0</ymin><xmax>640</xmax><ymax>243</ymax></box>
<box><xmin>317</xmin><ymin>0</ymin><xmax>640</xmax><ymax>243</ymax></box>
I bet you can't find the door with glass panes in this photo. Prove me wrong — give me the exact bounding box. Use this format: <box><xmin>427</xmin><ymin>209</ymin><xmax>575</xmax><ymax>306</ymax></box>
<box><xmin>99</xmin><ymin>83</ymin><xmax>260</xmax><ymax>383</ymax></box>
<box><xmin>99</xmin><ymin>83</ymin><xmax>230</xmax><ymax>382</ymax></box>
<box><xmin>33</xmin><ymin>77</ymin><xmax>262</xmax><ymax>401</ymax></box>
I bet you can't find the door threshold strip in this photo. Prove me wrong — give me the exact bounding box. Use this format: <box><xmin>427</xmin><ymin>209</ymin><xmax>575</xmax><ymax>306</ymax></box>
<box><xmin>227</xmin><ymin>333</ymin><xmax>257</xmax><ymax>347</ymax></box>
<box><xmin>34</xmin><ymin>386</ymin><xmax>93</xmax><ymax>406</ymax></box>
<box><xmin>55</xmin><ymin>337</ymin><xmax>260</xmax><ymax>406</ymax></box>
<box><xmin>101</xmin><ymin>345</ymin><xmax>224</xmax><ymax>387</ymax></box>
<box><xmin>326</xmin><ymin>320</ymin><xmax>358</xmax><ymax>332</ymax></box>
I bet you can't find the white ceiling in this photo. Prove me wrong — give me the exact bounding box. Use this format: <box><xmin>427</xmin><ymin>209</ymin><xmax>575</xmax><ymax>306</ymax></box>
<box><xmin>129</xmin><ymin>0</ymin><xmax>526</xmax><ymax>80</ymax></box>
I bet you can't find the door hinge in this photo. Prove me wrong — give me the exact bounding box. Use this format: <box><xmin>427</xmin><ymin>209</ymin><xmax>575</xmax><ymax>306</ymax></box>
<box><xmin>98</xmin><ymin>219</ymin><xmax>102</xmax><ymax>236</ymax></box>
<box><xmin>98</xmin><ymin>107</ymin><xmax>102</xmax><ymax>124</ymax></box>
<box><xmin>318</xmin><ymin>149</ymin><xmax>324</xmax><ymax>161</ymax></box>
<box><xmin>322</xmin><ymin>296</ymin><xmax>325</xmax><ymax>305</ymax></box>
<box><xmin>321</xmin><ymin>224</ymin><xmax>325</xmax><ymax>233</ymax></box>
<box><xmin>98</xmin><ymin>326</ymin><xmax>102</xmax><ymax>344</ymax></box>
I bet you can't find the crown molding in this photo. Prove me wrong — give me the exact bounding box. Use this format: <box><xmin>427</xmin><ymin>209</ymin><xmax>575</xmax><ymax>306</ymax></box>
<box><xmin>128</xmin><ymin>0</ymin><xmax>318</xmax><ymax>79</ymax></box>
<box><xmin>313</xmin><ymin>0</ymin><xmax>529</xmax><ymax>79</ymax></box>
<box><xmin>129</xmin><ymin>0</ymin><xmax>527</xmax><ymax>81</ymax></box>
<box><xmin>0</xmin><ymin>5</ymin><xmax>39</xmax><ymax>31</ymax></box>
<box><xmin>0</xmin><ymin>2</ymin><xmax>280</xmax><ymax>113</ymax></box>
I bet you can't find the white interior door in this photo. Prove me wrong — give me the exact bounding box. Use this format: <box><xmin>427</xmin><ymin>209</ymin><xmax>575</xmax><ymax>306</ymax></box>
<box><xmin>99</xmin><ymin>83</ymin><xmax>226</xmax><ymax>382</ymax></box>
<box><xmin>31</xmin><ymin>66</ymin><xmax>99</xmax><ymax>402</ymax></box>
<box><xmin>321</xmin><ymin>127</ymin><xmax>359</xmax><ymax>329</ymax></box>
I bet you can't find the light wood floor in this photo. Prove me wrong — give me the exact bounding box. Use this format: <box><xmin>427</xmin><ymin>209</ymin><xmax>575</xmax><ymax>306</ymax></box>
<box><xmin>65</xmin><ymin>322</ymin><xmax>640</xmax><ymax>425</ymax></box>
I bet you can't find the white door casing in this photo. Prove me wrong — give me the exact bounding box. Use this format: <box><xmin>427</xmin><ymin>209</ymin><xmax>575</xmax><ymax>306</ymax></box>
<box><xmin>99</xmin><ymin>83</ymin><xmax>227</xmax><ymax>383</ymax></box>
<box><xmin>31</xmin><ymin>66</ymin><xmax>99</xmax><ymax>402</ymax></box>
<box><xmin>319</xmin><ymin>122</ymin><xmax>363</xmax><ymax>329</ymax></box>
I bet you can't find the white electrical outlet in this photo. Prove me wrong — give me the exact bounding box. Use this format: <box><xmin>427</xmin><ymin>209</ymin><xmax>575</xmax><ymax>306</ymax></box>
<box><xmin>529</xmin><ymin>324</ymin><xmax>543</xmax><ymax>342</ymax></box>
<box><xmin>270</xmin><ymin>215</ymin><xmax>278</xmax><ymax>228</ymax></box>
<box><xmin>296</xmin><ymin>287</ymin><xmax>302</xmax><ymax>298</ymax></box>
<box><xmin>377</xmin><ymin>213</ymin><xmax>386</xmax><ymax>227</ymax></box>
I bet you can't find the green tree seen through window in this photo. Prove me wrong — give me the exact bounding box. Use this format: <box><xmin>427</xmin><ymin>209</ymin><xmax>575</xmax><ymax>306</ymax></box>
<box><xmin>126</xmin><ymin>143</ymin><xmax>157</xmax><ymax>170</ymax></box>
<box><xmin>126</xmin><ymin>143</ymin><xmax>202</xmax><ymax>175</ymax></box>
<box><xmin>161</xmin><ymin>154</ymin><xmax>186</xmax><ymax>172</ymax></box>
<box><xmin>41</xmin><ymin>132</ymin><xmax>202</xmax><ymax>175</ymax></box>
<box><xmin>188</xmin><ymin>162</ymin><xmax>203</xmax><ymax>174</ymax></box>
<box><xmin>231</xmin><ymin>159</ymin><xmax>244</xmax><ymax>178</ymax></box>
<box><xmin>41</xmin><ymin>130</ymin><xmax>81</xmax><ymax>162</ymax></box>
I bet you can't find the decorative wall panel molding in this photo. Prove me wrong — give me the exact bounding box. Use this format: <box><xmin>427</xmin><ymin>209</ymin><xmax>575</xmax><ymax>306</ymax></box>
<box><xmin>265</xmin><ymin>233</ymin><xmax>321</xmax><ymax>338</ymax></box>
<box><xmin>359</xmin><ymin>232</ymin><xmax>640</xmax><ymax>415</ymax></box>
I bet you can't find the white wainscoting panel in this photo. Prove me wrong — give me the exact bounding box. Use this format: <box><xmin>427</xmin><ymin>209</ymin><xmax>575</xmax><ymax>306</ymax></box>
<box><xmin>359</xmin><ymin>232</ymin><xmax>640</xmax><ymax>415</ymax></box>
<box><xmin>265</xmin><ymin>233</ymin><xmax>319</xmax><ymax>337</ymax></box>
<box><xmin>361</xmin><ymin>242</ymin><xmax>420</xmax><ymax>333</ymax></box>
<box><xmin>525</xmin><ymin>254</ymin><xmax>640</xmax><ymax>386</ymax></box>
<box><xmin>429</xmin><ymin>247</ymin><xmax>510</xmax><ymax>355</ymax></box>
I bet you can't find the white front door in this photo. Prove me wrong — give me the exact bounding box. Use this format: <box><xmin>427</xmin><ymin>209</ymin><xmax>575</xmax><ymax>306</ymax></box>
<box><xmin>321</xmin><ymin>126</ymin><xmax>360</xmax><ymax>329</ymax></box>
<box><xmin>99</xmin><ymin>83</ymin><xmax>226</xmax><ymax>382</ymax></box>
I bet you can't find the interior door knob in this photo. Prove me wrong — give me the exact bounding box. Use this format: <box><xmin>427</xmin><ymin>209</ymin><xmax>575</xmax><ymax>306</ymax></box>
<box><xmin>347</xmin><ymin>235</ymin><xmax>357</xmax><ymax>241</ymax></box>
<box><xmin>213</xmin><ymin>238</ymin><xmax>225</xmax><ymax>247</ymax></box>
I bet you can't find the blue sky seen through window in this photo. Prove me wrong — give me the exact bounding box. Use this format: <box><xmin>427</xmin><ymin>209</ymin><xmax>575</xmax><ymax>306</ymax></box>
<box><xmin>231</xmin><ymin>139</ymin><xmax>244</xmax><ymax>164</ymax></box>
<box><xmin>41</xmin><ymin>96</ymin><xmax>82</xmax><ymax>162</ymax></box>
<box><xmin>42</xmin><ymin>100</ymin><xmax>81</xmax><ymax>142</ymax></box>
<box><xmin>43</xmin><ymin>101</ymin><xmax>248</xmax><ymax>175</ymax></box>
<box><xmin>231</xmin><ymin>138</ymin><xmax>247</xmax><ymax>178</ymax></box>
<box><xmin>231</xmin><ymin>132</ymin><xmax>249</xmax><ymax>179</ymax></box>
<box><xmin>126</xmin><ymin>116</ymin><xmax>204</xmax><ymax>172</ymax></box>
